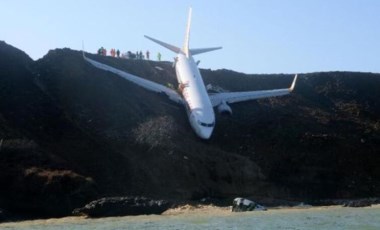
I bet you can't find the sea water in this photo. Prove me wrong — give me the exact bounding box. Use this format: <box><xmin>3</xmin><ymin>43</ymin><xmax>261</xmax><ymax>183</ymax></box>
<box><xmin>1</xmin><ymin>205</ymin><xmax>379</xmax><ymax>230</ymax></box>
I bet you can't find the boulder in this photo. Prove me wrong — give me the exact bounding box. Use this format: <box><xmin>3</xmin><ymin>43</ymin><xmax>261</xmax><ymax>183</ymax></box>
<box><xmin>343</xmin><ymin>198</ymin><xmax>379</xmax><ymax>207</ymax></box>
<box><xmin>73</xmin><ymin>196</ymin><xmax>171</xmax><ymax>217</ymax></box>
<box><xmin>232</xmin><ymin>198</ymin><xmax>267</xmax><ymax>212</ymax></box>
<box><xmin>314</xmin><ymin>197</ymin><xmax>380</xmax><ymax>207</ymax></box>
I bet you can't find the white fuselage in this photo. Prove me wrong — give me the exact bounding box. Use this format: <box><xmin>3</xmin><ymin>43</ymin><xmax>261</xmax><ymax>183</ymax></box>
<box><xmin>175</xmin><ymin>53</ymin><xmax>215</xmax><ymax>139</ymax></box>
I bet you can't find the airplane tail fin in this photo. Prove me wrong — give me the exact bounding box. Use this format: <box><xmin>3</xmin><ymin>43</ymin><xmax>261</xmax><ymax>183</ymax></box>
<box><xmin>145</xmin><ymin>8</ymin><xmax>222</xmax><ymax>57</ymax></box>
<box><xmin>145</xmin><ymin>8</ymin><xmax>193</xmax><ymax>56</ymax></box>
<box><xmin>183</xmin><ymin>7</ymin><xmax>192</xmax><ymax>57</ymax></box>
<box><xmin>184</xmin><ymin>8</ymin><xmax>222</xmax><ymax>56</ymax></box>
<box><xmin>144</xmin><ymin>35</ymin><xmax>182</xmax><ymax>54</ymax></box>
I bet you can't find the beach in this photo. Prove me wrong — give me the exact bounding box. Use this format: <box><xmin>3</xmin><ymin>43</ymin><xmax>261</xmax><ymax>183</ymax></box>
<box><xmin>1</xmin><ymin>204</ymin><xmax>380</xmax><ymax>230</ymax></box>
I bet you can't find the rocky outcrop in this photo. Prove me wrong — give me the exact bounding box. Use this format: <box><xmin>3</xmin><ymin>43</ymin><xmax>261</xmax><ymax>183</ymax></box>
<box><xmin>73</xmin><ymin>197</ymin><xmax>171</xmax><ymax>217</ymax></box>
<box><xmin>313</xmin><ymin>198</ymin><xmax>380</xmax><ymax>207</ymax></box>
<box><xmin>0</xmin><ymin>149</ymin><xmax>98</xmax><ymax>217</ymax></box>
<box><xmin>343</xmin><ymin>199</ymin><xmax>375</xmax><ymax>207</ymax></box>
<box><xmin>232</xmin><ymin>198</ymin><xmax>266</xmax><ymax>212</ymax></box>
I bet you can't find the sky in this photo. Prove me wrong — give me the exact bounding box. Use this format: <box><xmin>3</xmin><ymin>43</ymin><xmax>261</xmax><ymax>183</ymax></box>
<box><xmin>1</xmin><ymin>0</ymin><xmax>380</xmax><ymax>74</ymax></box>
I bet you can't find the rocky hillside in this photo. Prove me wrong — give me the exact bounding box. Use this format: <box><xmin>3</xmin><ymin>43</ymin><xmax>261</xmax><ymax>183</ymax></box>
<box><xmin>1</xmin><ymin>41</ymin><xmax>379</xmax><ymax>219</ymax></box>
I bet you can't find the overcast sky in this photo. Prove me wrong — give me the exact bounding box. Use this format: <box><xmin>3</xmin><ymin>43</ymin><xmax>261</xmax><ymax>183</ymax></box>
<box><xmin>1</xmin><ymin>0</ymin><xmax>379</xmax><ymax>74</ymax></box>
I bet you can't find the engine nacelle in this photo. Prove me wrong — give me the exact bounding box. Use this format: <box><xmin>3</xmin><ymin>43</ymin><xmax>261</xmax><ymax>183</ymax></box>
<box><xmin>217</xmin><ymin>101</ymin><xmax>232</xmax><ymax>116</ymax></box>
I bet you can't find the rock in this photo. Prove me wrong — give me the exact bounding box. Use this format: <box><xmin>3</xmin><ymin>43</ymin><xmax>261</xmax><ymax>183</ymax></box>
<box><xmin>73</xmin><ymin>196</ymin><xmax>171</xmax><ymax>217</ymax></box>
<box><xmin>296</xmin><ymin>202</ymin><xmax>312</xmax><ymax>208</ymax></box>
<box><xmin>232</xmin><ymin>198</ymin><xmax>267</xmax><ymax>212</ymax></box>
<box><xmin>343</xmin><ymin>200</ymin><xmax>370</xmax><ymax>207</ymax></box>
<box><xmin>343</xmin><ymin>198</ymin><xmax>379</xmax><ymax>207</ymax></box>
<box><xmin>6</xmin><ymin>167</ymin><xmax>97</xmax><ymax>218</ymax></box>
<box><xmin>313</xmin><ymin>197</ymin><xmax>380</xmax><ymax>207</ymax></box>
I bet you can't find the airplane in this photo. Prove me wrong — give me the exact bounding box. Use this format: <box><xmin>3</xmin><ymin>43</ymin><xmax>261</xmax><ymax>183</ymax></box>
<box><xmin>83</xmin><ymin>8</ymin><xmax>297</xmax><ymax>139</ymax></box>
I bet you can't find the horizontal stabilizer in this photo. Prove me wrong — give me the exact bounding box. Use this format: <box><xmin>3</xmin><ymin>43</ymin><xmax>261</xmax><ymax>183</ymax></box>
<box><xmin>144</xmin><ymin>35</ymin><xmax>182</xmax><ymax>54</ymax></box>
<box><xmin>190</xmin><ymin>47</ymin><xmax>222</xmax><ymax>56</ymax></box>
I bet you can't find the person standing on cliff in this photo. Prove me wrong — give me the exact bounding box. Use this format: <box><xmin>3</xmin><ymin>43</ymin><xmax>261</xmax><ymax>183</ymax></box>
<box><xmin>116</xmin><ymin>49</ymin><xmax>120</xmax><ymax>58</ymax></box>
<box><xmin>157</xmin><ymin>52</ymin><xmax>161</xmax><ymax>61</ymax></box>
<box><xmin>146</xmin><ymin>50</ymin><xmax>150</xmax><ymax>60</ymax></box>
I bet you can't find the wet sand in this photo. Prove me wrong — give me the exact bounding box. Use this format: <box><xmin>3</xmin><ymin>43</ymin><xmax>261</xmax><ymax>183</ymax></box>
<box><xmin>163</xmin><ymin>203</ymin><xmax>380</xmax><ymax>216</ymax></box>
<box><xmin>1</xmin><ymin>204</ymin><xmax>380</xmax><ymax>229</ymax></box>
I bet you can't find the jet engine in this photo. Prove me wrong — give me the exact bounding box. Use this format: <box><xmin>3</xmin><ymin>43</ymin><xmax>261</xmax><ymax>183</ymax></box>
<box><xmin>217</xmin><ymin>101</ymin><xmax>232</xmax><ymax>116</ymax></box>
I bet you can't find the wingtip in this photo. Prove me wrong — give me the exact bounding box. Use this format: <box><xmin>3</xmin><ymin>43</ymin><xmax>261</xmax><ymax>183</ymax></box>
<box><xmin>289</xmin><ymin>74</ymin><xmax>298</xmax><ymax>91</ymax></box>
<box><xmin>82</xmin><ymin>40</ymin><xmax>86</xmax><ymax>58</ymax></box>
<box><xmin>144</xmin><ymin>35</ymin><xmax>153</xmax><ymax>41</ymax></box>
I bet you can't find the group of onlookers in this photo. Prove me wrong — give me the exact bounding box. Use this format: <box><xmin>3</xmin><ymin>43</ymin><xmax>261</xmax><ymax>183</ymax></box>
<box><xmin>97</xmin><ymin>47</ymin><xmax>161</xmax><ymax>61</ymax></box>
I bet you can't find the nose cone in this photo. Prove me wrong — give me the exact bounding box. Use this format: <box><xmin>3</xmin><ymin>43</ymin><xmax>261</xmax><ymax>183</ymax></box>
<box><xmin>197</xmin><ymin>127</ymin><xmax>213</xmax><ymax>139</ymax></box>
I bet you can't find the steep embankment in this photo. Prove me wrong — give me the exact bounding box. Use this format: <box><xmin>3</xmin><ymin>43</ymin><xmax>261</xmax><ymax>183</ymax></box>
<box><xmin>33</xmin><ymin>49</ymin><xmax>268</xmax><ymax>200</ymax></box>
<box><xmin>1</xmin><ymin>41</ymin><xmax>380</xmax><ymax>219</ymax></box>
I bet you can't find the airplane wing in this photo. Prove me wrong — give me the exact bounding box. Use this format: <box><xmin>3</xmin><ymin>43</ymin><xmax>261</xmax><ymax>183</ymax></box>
<box><xmin>83</xmin><ymin>54</ymin><xmax>184</xmax><ymax>104</ymax></box>
<box><xmin>209</xmin><ymin>75</ymin><xmax>297</xmax><ymax>106</ymax></box>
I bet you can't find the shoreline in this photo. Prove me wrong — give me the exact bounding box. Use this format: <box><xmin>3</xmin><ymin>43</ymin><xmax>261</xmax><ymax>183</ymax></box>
<box><xmin>2</xmin><ymin>204</ymin><xmax>380</xmax><ymax>227</ymax></box>
<box><xmin>162</xmin><ymin>203</ymin><xmax>380</xmax><ymax>216</ymax></box>
<box><xmin>1</xmin><ymin>197</ymin><xmax>379</xmax><ymax>223</ymax></box>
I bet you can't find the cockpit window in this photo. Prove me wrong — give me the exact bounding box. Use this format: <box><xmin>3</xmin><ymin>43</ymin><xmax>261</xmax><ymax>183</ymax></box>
<box><xmin>197</xmin><ymin>120</ymin><xmax>215</xmax><ymax>127</ymax></box>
